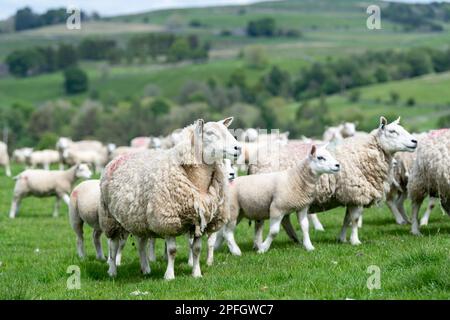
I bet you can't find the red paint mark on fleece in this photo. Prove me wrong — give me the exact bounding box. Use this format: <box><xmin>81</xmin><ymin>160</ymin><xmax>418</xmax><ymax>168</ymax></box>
<box><xmin>428</xmin><ymin>128</ymin><xmax>449</xmax><ymax>139</ymax></box>
<box><xmin>72</xmin><ymin>190</ymin><xmax>78</xmax><ymax>199</ymax></box>
<box><xmin>132</xmin><ymin>137</ymin><xmax>149</xmax><ymax>148</ymax></box>
<box><xmin>107</xmin><ymin>153</ymin><xmax>131</xmax><ymax>178</ymax></box>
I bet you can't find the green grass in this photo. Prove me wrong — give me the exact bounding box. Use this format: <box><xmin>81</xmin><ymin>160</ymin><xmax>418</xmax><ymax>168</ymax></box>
<box><xmin>0</xmin><ymin>164</ymin><xmax>449</xmax><ymax>299</ymax></box>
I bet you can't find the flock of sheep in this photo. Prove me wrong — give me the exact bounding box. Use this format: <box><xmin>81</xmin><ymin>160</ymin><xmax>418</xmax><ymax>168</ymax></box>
<box><xmin>1</xmin><ymin>116</ymin><xmax>449</xmax><ymax>280</ymax></box>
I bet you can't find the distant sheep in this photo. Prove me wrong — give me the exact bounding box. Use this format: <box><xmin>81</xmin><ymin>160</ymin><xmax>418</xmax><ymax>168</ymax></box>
<box><xmin>27</xmin><ymin>149</ymin><xmax>60</xmax><ymax>170</ymax></box>
<box><xmin>0</xmin><ymin>141</ymin><xmax>11</xmax><ymax>177</ymax></box>
<box><xmin>9</xmin><ymin>164</ymin><xmax>92</xmax><ymax>218</ymax></box>
<box><xmin>12</xmin><ymin>148</ymin><xmax>33</xmax><ymax>166</ymax></box>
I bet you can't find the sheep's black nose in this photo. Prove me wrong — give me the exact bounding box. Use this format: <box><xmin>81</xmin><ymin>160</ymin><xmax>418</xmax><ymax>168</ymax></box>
<box><xmin>335</xmin><ymin>164</ymin><xmax>340</xmax><ymax>169</ymax></box>
<box><xmin>234</xmin><ymin>145</ymin><xmax>241</xmax><ymax>151</ymax></box>
<box><xmin>411</xmin><ymin>139</ymin><xmax>417</xmax><ymax>144</ymax></box>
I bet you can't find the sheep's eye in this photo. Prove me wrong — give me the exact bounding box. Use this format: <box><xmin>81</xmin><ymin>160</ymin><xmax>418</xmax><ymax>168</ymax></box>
<box><xmin>317</xmin><ymin>156</ymin><xmax>325</xmax><ymax>161</ymax></box>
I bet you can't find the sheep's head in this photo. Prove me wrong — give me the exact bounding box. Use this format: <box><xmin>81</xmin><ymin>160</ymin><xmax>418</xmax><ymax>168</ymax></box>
<box><xmin>56</xmin><ymin>137</ymin><xmax>72</xmax><ymax>150</ymax></box>
<box><xmin>196</xmin><ymin>117</ymin><xmax>242</xmax><ymax>164</ymax></box>
<box><xmin>308</xmin><ymin>144</ymin><xmax>340</xmax><ymax>175</ymax></box>
<box><xmin>377</xmin><ymin>116</ymin><xmax>417</xmax><ymax>154</ymax></box>
<box><xmin>341</xmin><ymin>122</ymin><xmax>356</xmax><ymax>138</ymax></box>
<box><xmin>75</xmin><ymin>163</ymin><xmax>92</xmax><ymax>179</ymax></box>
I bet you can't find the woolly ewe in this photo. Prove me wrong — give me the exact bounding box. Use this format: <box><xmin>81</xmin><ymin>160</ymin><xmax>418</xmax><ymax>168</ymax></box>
<box><xmin>9</xmin><ymin>164</ymin><xmax>92</xmax><ymax>218</ymax></box>
<box><xmin>408</xmin><ymin>129</ymin><xmax>450</xmax><ymax>235</ymax></box>
<box><xmin>99</xmin><ymin>117</ymin><xmax>241</xmax><ymax>280</ymax></box>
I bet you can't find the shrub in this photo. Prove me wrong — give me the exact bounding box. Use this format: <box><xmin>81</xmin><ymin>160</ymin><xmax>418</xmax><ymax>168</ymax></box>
<box><xmin>64</xmin><ymin>67</ymin><xmax>89</xmax><ymax>94</ymax></box>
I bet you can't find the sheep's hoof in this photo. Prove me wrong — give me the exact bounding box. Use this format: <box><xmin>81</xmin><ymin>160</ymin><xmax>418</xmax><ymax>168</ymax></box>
<box><xmin>97</xmin><ymin>255</ymin><xmax>106</xmax><ymax>261</ymax></box>
<box><xmin>206</xmin><ymin>259</ymin><xmax>213</xmax><ymax>266</ymax></box>
<box><xmin>257</xmin><ymin>247</ymin><xmax>268</xmax><ymax>254</ymax></box>
<box><xmin>350</xmin><ymin>239</ymin><xmax>362</xmax><ymax>246</ymax></box>
<box><xmin>304</xmin><ymin>244</ymin><xmax>315</xmax><ymax>252</ymax></box>
<box><xmin>314</xmin><ymin>226</ymin><xmax>325</xmax><ymax>232</ymax></box>
<box><xmin>338</xmin><ymin>237</ymin><xmax>347</xmax><ymax>243</ymax></box>
<box><xmin>164</xmin><ymin>273</ymin><xmax>175</xmax><ymax>281</ymax></box>
<box><xmin>141</xmin><ymin>267</ymin><xmax>151</xmax><ymax>275</ymax></box>
<box><xmin>419</xmin><ymin>220</ymin><xmax>428</xmax><ymax>227</ymax></box>
<box><xmin>107</xmin><ymin>269</ymin><xmax>117</xmax><ymax>277</ymax></box>
<box><xmin>192</xmin><ymin>271</ymin><xmax>202</xmax><ymax>278</ymax></box>
<box><xmin>411</xmin><ymin>230</ymin><xmax>422</xmax><ymax>236</ymax></box>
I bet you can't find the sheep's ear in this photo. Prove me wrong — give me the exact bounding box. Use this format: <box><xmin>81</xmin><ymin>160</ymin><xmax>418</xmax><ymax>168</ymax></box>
<box><xmin>394</xmin><ymin>116</ymin><xmax>401</xmax><ymax>124</ymax></box>
<box><xmin>310</xmin><ymin>145</ymin><xmax>317</xmax><ymax>158</ymax></box>
<box><xmin>284</xmin><ymin>131</ymin><xmax>290</xmax><ymax>138</ymax></box>
<box><xmin>379</xmin><ymin>116</ymin><xmax>388</xmax><ymax>130</ymax></box>
<box><xmin>219</xmin><ymin>117</ymin><xmax>233</xmax><ymax>128</ymax></box>
<box><xmin>195</xmin><ymin>119</ymin><xmax>204</xmax><ymax>137</ymax></box>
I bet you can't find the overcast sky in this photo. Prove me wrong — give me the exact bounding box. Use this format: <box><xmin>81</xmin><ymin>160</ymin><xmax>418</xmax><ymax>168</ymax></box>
<box><xmin>1</xmin><ymin>0</ymin><xmax>450</xmax><ymax>20</ymax></box>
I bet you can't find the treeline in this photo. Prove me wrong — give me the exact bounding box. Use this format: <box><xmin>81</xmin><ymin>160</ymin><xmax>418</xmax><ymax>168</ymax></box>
<box><xmin>246</xmin><ymin>17</ymin><xmax>302</xmax><ymax>38</ymax></box>
<box><xmin>13</xmin><ymin>7</ymin><xmax>99</xmax><ymax>32</ymax></box>
<box><xmin>384</xmin><ymin>2</ymin><xmax>450</xmax><ymax>32</ymax></box>
<box><xmin>5</xmin><ymin>33</ymin><xmax>210</xmax><ymax>77</ymax></box>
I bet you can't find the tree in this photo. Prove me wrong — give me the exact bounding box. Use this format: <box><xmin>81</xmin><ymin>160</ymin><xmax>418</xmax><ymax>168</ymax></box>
<box><xmin>14</xmin><ymin>7</ymin><xmax>42</xmax><ymax>31</ymax></box>
<box><xmin>247</xmin><ymin>18</ymin><xmax>276</xmax><ymax>37</ymax></box>
<box><xmin>167</xmin><ymin>38</ymin><xmax>190</xmax><ymax>62</ymax></box>
<box><xmin>262</xmin><ymin>66</ymin><xmax>291</xmax><ymax>96</ymax></box>
<box><xmin>64</xmin><ymin>67</ymin><xmax>89</xmax><ymax>94</ymax></box>
<box><xmin>57</xmin><ymin>44</ymin><xmax>78</xmax><ymax>69</ymax></box>
<box><xmin>243</xmin><ymin>45</ymin><xmax>268</xmax><ymax>69</ymax></box>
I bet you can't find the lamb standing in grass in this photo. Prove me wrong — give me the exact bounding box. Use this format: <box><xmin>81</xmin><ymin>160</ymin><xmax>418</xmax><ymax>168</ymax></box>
<box><xmin>99</xmin><ymin>117</ymin><xmax>241</xmax><ymax>279</ymax></box>
<box><xmin>9</xmin><ymin>164</ymin><xmax>92</xmax><ymax>218</ymax></box>
<box><xmin>408</xmin><ymin>129</ymin><xmax>450</xmax><ymax>235</ymax></box>
<box><xmin>0</xmin><ymin>141</ymin><xmax>11</xmax><ymax>177</ymax></box>
<box><xmin>222</xmin><ymin>145</ymin><xmax>340</xmax><ymax>254</ymax></box>
<box><xmin>251</xmin><ymin>117</ymin><xmax>417</xmax><ymax>247</ymax></box>
<box><xmin>69</xmin><ymin>180</ymin><xmax>126</xmax><ymax>263</ymax></box>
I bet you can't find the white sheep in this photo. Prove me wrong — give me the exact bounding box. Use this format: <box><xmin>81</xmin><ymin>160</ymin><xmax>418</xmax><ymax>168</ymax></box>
<box><xmin>99</xmin><ymin>117</ymin><xmax>241</xmax><ymax>279</ymax></box>
<box><xmin>56</xmin><ymin>137</ymin><xmax>105</xmax><ymax>169</ymax></box>
<box><xmin>12</xmin><ymin>148</ymin><xmax>33</xmax><ymax>166</ymax></box>
<box><xmin>27</xmin><ymin>149</ymin><xmax>60</xmax><ymax>170</ymax></box>
<box><xmin>251</xmin><ymin>117</ymin><xmax>417</xmax><ymax>247</ymax></box>
<box><xmin>323</xmin><ymin>122</ymin><xmax>356</xmax><ymax>142</ymax></box>
<box><xmin>0</xmin><ymin>141</ymin><xmax>11</xmax><ymax>177</ymax></box>
<box><xmin>220</xmin><ymin>145</ymin><xmax>340</xmax><ymax>254</ymax></box>
<box><xmin>63</xmin><ymin>148</ymin><xmax>108</xmax><ymax>173</ymax></box>
<box><xmin>110</xmin><ymin>146</ymin><xmax>146</xmax><ymax>160</ymax></box>
<box><xmin>9</xmin><ymin>164</ymin><xmax>92</xmax><ymax>218</ymax></box>
<box><xmin>69</xmin><ymin>179</ymin><xmax>126</xmax><ymax>263</ymax></box>
<box><xmin>408</xmin><ymin>129</ymin><xmax>450</xmax><ymax>235</ymax></box>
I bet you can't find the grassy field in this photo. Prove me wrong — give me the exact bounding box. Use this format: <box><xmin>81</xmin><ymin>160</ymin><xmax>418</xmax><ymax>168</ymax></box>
<box><xmin>0</xmin><ymin>164</ymin><xmax>449</xmax><ymax>299</ymax></box>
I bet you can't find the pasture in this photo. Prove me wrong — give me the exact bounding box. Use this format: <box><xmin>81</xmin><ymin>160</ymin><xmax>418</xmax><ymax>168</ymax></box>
<box><xmin>0</xmin><ymin>164</ymin><xmax>449</xmax><ymax>300</ymax></box>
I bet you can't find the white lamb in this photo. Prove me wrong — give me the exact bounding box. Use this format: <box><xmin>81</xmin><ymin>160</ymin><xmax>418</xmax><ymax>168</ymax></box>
<box><xmin>9</xmin><ymin>164</ymin><xmax>92</xmax><ymax>218</ymax></box>
<box><xmin>0</xmin><ymin>141</ymin><xmax>11</xmax><ymax>177</ymax></box>
<box><xmin>69</xmin><ymin>180</ymin><xmax>126</xmax><ymax>263</ymax></box>
<box><xmin>220</xmin><ymin>145</ymin><xmax>340</xmax><ymax>254</ymax></box>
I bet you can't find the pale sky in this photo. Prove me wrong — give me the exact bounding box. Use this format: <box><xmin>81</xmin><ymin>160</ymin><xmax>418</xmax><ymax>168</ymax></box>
<box><xmin>0</xmin><ymin>0</ymin><xmax>273</xmax><ymax>20</ymax></box>
<box><xmin>1</xmin><ymin>0</ymin><xmax>450</xmax><ymax>20</ymax></box>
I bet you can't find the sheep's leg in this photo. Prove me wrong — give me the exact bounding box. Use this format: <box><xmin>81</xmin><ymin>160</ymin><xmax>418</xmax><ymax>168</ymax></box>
<box><xmin>309</xmin><ymin>214</ymin><xmax>325</xmax><ymax>231</ymax></box>
<box><xmin>357</xmin><ymin>215</ymin><xmax>363</xmax><ymax>228</ymax></box>
<box><xmin>53</xmin><ymin>197</ymin><xmax>61</xmax><ymax>218</ymax></box>
<box><xmin>223</xmin><ymin>220</ymin><xmax>242</xmax><ymax>256</ymax></box>
<box><xmin>191</xmin><ymin>236</ymin><xmax>202</xmax><ymax>278</ymax></box>
<box><xmin>44</xmin><ymin>163</ymin><xmax>50</xmax><ymax>171</ymax></box>
<box><xmin>214</xmin><ymin>228</ymin><xmax>225</xmax><ymax>250</ymax></box>
<box><xmin>5</xmin><ymin>163</ymin><xmax>11</xmax><ymax>177</ymax></box>
<box><xmin>206</xmin><ymin>232</ymin><xmax>217</xmax><ymax>266</ymax></box>
<box><xmin>420</xmin><ymin>198</ymin><xmax>437</xmax><ymax>226</ymax></box>
<box><xmin>258</xmin><ymin>211</ymin><xmax>283</xmax><ymax>254</ymax></box>
<box><xmin>339</xmin><ymin>207</ymin><xmax>352</xmax><ymax>243</ymax></box>
<box><xmin>396</xmin><ymin>192</ymin><xmax>410</xmax><ymax>224</ymax></box>
<box><xmin>411</xmin><ymin>200</ymin><xmax>424</xmax><ymax>236</ymax></box>
<box><xmin>115</xmin><ymin>237</ymin><xmax>127</xmax><ymax>266</ymax></box>
<box><xmin>59</xmin><ymin>162</ymin><xmax>65</xmax><ymax>170</ymax></box>
<box><xmin>387</xmin><ymin>199</ymin><xmax>408</xmax><ymax>225</ymax></box>
<box><xmin>281</xmin><ymin>215</ymin><xmax>300</xmax><ymax>244</ymax></box>
<box><xmin>62</xmin><ymin>193</ymin><xmax>70</xmax><ymax>206</ymax></box>
<box><xmin>107</xmin><ymin>238</ymin><xmax>120</xmax><ymax>277</ymax></box>
<box><xmin>187</xmin><ymin>234</ymin><xmax>194</xmax><ymax>267</ymax></box>
<box><xmin>253</xmin><ymin>220</ymin><xmax>265</xmax><ymax>250</ymax></box>
<box><xmin>349</xmin><ymin>207</ymin><xmax>363</xmax><ymax>245</ymax></box>
<box><xmin>148</xmin><ymin>237</ymin><xmax>156</xmax><ymax>262</ymax></box>
<box><xmin>164</xmin><ymin>236</ymin><xmax>177</xmax><ymax>280</ymax></box>
<box><xmin>9</xmin><ymin>195</ymin><xmax>22</xmax><ymax>219</ymax></box>
<box><xmin>92</xmin><ymin>229</ymin><xmax>105</xmax><ymax>260</ymax></box>
<box><xmin>137</xmin><ymin>237</ymin><xmax>151</xmax><ymax>275</ymax></box>
<box><xmin>298</xmin><ymin>209</ymin><xmax>314</xmax><ymax>251</ymax></box>
<box><xmin>72</xmin><ymin>219</ymin><xmax>85</xmax><ymax>258</ymax></box>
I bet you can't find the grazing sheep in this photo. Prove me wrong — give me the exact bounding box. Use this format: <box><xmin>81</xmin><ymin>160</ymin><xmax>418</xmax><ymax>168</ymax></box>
<box><xmin>222</xmin><ymin>145</ymin><xmax>340</xmax><ymax>254</ymax></box>
<box><xmin>63</xmin><ymin>148</ymin><xmax>108</xmax><ymax>173</ymax></box>
<box><xmin>27</xmin><ymin>149</ymin><xmax>60</xmax><ymax>170</ymax></box>
<box><xmin>57</xmin><ymin>137</ymin><xmax>105</xmax><ymax>169</ymax></box>
<box><xmin>69</xmin><ymin>180</ymin><xmax>126</xmax><ymax>263</ymax></box>
<box><xmin>12</xmin><ymin>148</ymin><xmax>33</xmax><ymax>166</ymax></box>
<box><xmin>99</xmin><ymin>117</ymin><xmax>241</xmax><ymax>279</ymax></box>
<box><xmin>323</xmin><ymin>122</ymin><xmax>356</xmax><ymax>142</ymax></box>
<box><xmin>408</xmin><ymin>129</ymin><xmax>450</xmax><ymax>235</ymax></box>
<box><xmin>9</xmin><ymin>164</ymin><xmax>92</xmax><ymax>218</ymax></box>
<box><xmin>251</xmin><ymin>117</ymin><xmax>417</xmax><ymax>247</ymax></box>
<box><xmin>0</xmin><ymin>141</ymin><xmax>11</xmax><ymax>177</ymax></box>
<box><xmin>110</xmin><ymin>146</ymin><xmax>145</xmax><ymax>160</ymax></box>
